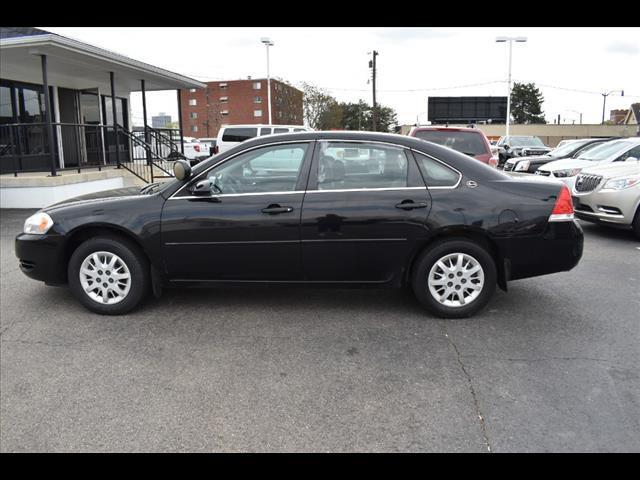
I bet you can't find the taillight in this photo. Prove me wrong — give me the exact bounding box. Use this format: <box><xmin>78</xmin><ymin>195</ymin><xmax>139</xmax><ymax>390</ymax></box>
<box><xmin>549</xmin><ymin>185</ymin><xmax>574</xmax><ymax>222</ymax></box>
<box><xmin>194</xmin><ymin>145</ymin><xmax>200</xmax><ymax>152</ymax></box>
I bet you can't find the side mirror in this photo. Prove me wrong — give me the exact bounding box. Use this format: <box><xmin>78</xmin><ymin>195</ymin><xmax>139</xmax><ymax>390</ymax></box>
<box><xmin>173</xmin><ymin>160</ymin><xmax>192</xmax><ymax>181</ymax></box>
<box><xmin>190</xmin><ymin>179</ymin><xmax>212</xmax><ymax>196</ymax></box>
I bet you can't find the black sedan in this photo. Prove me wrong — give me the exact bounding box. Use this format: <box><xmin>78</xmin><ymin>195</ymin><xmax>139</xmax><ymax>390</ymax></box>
<box><xmin>15</xmin><ymin>131</ymin><xmax>583</xmax><ymax>318</ymax></box>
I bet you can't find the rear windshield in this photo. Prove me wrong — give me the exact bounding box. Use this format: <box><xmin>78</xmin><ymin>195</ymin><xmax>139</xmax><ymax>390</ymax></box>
<box><xmin>222</xmin><ymin>128</ymin><xmax>258</xmax><ymax>142</ymax></box>
<box><xmin>413</xmin><ymin>130</ymin><xmax>487</xmax><ymax>156</ymax></box>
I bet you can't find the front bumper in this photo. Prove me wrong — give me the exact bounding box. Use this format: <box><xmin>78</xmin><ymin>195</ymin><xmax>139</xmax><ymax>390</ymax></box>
<box><xmin>15</xmin><ymin>233</ymin><xmax>68</xmax><ymax>285</ymax></box>
<box><xmin>573</xmin><ymin>188</ymin><xmax>638</xmax><ymax>227</ymax></box>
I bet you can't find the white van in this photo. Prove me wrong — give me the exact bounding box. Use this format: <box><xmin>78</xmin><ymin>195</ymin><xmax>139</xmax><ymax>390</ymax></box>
<box><xmin>215</xmin><ymin>124</ymin><xmax>313</xmax><ymax>154</ymax></box>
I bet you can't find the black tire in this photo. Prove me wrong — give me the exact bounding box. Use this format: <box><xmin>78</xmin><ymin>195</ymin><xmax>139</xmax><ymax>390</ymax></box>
<box><xmin>633</xmin><ymin>207</ymin><xmax>640</xmax><ymax>240</ymax></box>
<box><xmin>411</xmin><ymin>239</ymin><xmax>497</xmax><ymax>319</ymax></box>
<box><xmin>68</xmin><ymin>236</ymin><xmax>150</xmax><ymax>315</ymax></box>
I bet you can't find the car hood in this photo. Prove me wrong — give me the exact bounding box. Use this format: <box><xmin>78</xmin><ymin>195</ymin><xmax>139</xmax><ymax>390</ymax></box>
<box><xmin>538</xmin><ymin>158</ymin><xmax>599</xmax><ymax>171</ymax></box>
<box><xmin>508</xmin><ymin>154</ymin><xmax>554</xmax><ymax>163</ymax></box>
<box><xmin>580</xmin><ymin>161</ymin><xmax>640</xmax><ymax>178</ymax></box>
<box><xmin>44</xmin><ymin>186</ymin><xmax>145</xmax><ymax>212</ymax></box>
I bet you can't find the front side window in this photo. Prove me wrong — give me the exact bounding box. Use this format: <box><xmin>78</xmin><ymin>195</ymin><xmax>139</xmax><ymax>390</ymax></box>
<box><xmin>316</xmin><ymin>141</ymin><xmax>408</xmax><ymax>190</ymax></box>
<box><xmin>222</xmin><ymin>127</ymin><xmax>257</xmax><ymax>142</ymax></box>
<box><xmin>202</xmin><ymin>143</ymin><xmax>308</xmax><ymax>195</ymax></box>
<box><xmin>413</xmin><ymin>151</ymin><xmax>460</xmax><ymax>188</ymax></box>
<box><xmin>260</xmin><ymin>128</ymin><xmax>272</xmax><ymax>136</ymax></box>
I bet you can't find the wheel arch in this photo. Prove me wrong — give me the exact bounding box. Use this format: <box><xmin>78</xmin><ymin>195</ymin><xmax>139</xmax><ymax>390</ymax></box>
<box><xmin>63</xmin><ymin>224</ymin><xmax>155</xmax><ymax>284</ymax></box>
<box><xmin>405</xmin><ymin>227</ymin><xmax>508</xmax><ymax>291</ymax></box>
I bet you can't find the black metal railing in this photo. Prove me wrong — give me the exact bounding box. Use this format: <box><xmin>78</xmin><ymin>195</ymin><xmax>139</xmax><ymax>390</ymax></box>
<box><xmin>1</xmin><ymin>122</ymin><xmax>178</xmax><ymax>183</ymax></box>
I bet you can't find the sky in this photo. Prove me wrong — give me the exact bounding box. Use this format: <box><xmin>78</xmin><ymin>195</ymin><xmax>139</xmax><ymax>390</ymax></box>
<box><xmin>42</xmin><ymin>27</ymin><xmax>640</xmax><ymax>127</ymax></box>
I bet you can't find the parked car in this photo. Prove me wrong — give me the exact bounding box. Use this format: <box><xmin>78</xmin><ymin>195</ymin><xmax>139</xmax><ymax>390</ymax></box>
<box><xmin>168</xmin><ymin>137</ymin><xmax>209</xmax><ymax>165</ymax></box>
<box><xmin>15</xmin><ymin>131</ymin><xmax>583</xmax><ymax>319</ymax></box>
<box><xmin>496</xmin><ymin>136</ymin><xmax>552</xmax><ymax>168</ymax></box>
<box><xmin>572</xmin><ymin>159</ymin><xmax>640</xmax><ymax>238</ymax></box>
<box><xmin>503</xmin><ymin>137</ymin><xmax>617</xmax><ymax>173</ymax></box>
<box><xmin>536</xmin><ymin>138</ymin><xmax>640</xmax><ymax>190</ymax></box>
<box><xmin>216</xmin><ymin>124</ymin><xmax>313</xmax><ymax>154</ymax></box>
<box><xmin>197</xmin><ymin>137</ymin><xmax>217</xmax><ymax>156</ymax></box>
<box><xmin>408</xmin><ymin>126</ymin><xmax>498</xmax><ymax>167</ymax></box>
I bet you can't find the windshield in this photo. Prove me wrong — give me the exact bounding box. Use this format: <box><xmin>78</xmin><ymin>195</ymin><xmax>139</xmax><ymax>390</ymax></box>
<box><xmin>509</xmin><ymin>136</ymin><xmax>545</xmax><ymax>147</ymax></box>
<box><xmin>549</xmin><ymin>139</ymin><xmax>591</xmax><ymax>157</ymax></box>
<box><xmin>576</xmin><ymin>140</ymin><xmax>632</xmax><ymax>161</ymax></box>
<box><xmin>414</xmin><ymin>130</ymin><xmax>487</xmax><ymax>155</ymax></box>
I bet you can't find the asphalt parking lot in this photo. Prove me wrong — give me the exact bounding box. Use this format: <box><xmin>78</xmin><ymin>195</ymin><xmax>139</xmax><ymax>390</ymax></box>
<box><xmin>1</xmin><ymin>208</ymin><xmax>638</xmax><ymax>452</ymax></box>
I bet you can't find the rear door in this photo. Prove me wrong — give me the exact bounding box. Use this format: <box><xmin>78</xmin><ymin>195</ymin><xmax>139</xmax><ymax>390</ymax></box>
<box><xmin>299</xmin><ymin>140</ymin><xmax>431</xmax><ymax>283</ymax></box>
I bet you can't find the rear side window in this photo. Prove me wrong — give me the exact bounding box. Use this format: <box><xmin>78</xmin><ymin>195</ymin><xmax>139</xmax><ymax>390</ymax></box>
<box><xmin>222</xmin><ymin>128</ymin><xmax>258</xmax><ymax>142</ymax></box>
<box><xmin>259</xmin><ymin>128</ymin><xmax>272</xmax><ymax>136</ymax></box>
<box><xmin>294</xmin><ymin>128</ymin><xmax>306</xmax><ymax>132</ymax></box>
<box><xmin>317</xmin><ymin>141</ymin><xmax>408</xmax><ymax>190</ymax></box>
<box><xmin>413</xmin><ymin>130</ymin><xmax>487</xmax><ymax>156</ymax></box>
<box><xmin>273</xmin><ymin>128</ymin><xmax>289</xmax><ymax>134</ymax></box>
<box><xmin>413</xmin><ymin>151</ymin><xmax>460</xmax><ymax>188</ymax></box>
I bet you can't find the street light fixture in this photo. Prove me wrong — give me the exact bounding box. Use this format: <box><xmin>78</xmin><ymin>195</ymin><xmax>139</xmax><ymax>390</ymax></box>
<box><xmin>261</xmin><ymin>37</ymin><xmax>275</xmax><ymax>124</ymax></box>
<box><xmin>495</xmin><ymin>36</ymin><xmax>527</xmax><ymax>139</ymax></box>
<box><xmin>601</xmin><ymin>89</ymin><xmax>624</xmax><ymax>124</ymax></box>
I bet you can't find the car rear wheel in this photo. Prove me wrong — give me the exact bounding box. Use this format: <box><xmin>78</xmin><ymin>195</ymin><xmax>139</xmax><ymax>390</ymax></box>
<box><xmin>412</xmin><ymin>239</ymin><xmax>497</xmax><ymax>319</ymax></box>
<box><xmin>68</xmin><ymin>236</ymin><xmax>149</xmax><ymax>315</ymax></box>
<box><xmin>633</xmin><ymin>207</ymin><xmax>640</xmax><ymax>239</ymax></box>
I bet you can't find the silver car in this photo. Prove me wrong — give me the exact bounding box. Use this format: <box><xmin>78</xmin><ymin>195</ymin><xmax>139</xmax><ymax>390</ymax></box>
<box><xmin>572</xmin><ymin>159</ymin><xmax>640</xmax><ymax>238</ymax></box>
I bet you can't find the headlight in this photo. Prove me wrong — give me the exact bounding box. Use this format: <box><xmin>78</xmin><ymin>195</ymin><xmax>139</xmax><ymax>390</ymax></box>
<box><xmin>23</xmin><ymin>212</ymin><xmax>53</xmax><ymax>234</ymax></box>
<box><xmin>602</xmin><ymin>176</ymin><xmax>640</xmax><ymax>190</ymax></box>
<box><xmin>514</xmin><ymin>160</ymin><xmax>530</xmax><ymax>172</ymax></box>
<box><xmin>554</xmin><ymin>168</ymin><xmax>582</xmax><ymax>178</ymax></box>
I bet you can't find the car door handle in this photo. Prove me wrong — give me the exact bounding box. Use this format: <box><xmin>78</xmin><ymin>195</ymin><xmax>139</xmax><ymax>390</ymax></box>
<box><xmin>261</xmin><ymin>205</ymin><xmax>294</xmax><ymax>214</ymax></box>
<box><xmin>395</xmin><ymin>201</ymin><xmax>429</xmax><ymax>210</ymax></box>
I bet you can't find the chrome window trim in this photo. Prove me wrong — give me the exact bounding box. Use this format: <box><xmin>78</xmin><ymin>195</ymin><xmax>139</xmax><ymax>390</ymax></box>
<box><xmin>409</xmin><ymin>148</ymin><xmax>463</xmax><ymax>190</ymax></box>
<box><xmin>167</xmin><ymin>190</ymin><xmax>306</xmax><ymax>200</ymax></box>
<box><xmin>306</xmin><ymin>186</ymin><xmax>427</xmax><ymax>194</ymax></box>
<box><xmin>170</xmin><ymin>140</ymin><xmax>314</xmax><ymax>199</ymax></box>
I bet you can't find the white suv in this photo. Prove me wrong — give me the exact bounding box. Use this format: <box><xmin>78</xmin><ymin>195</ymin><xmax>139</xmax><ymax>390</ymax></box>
<box><xmin>215</xmin><ymin>125</ymin><xmax>312</xmax><ymax>154</ymax></box>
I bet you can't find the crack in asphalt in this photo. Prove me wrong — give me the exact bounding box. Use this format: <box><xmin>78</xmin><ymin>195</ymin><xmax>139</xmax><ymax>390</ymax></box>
<box><xmin>442</xmin><ymin>328</ymin><xmax>492</xmax><ymax>453</ymax></box>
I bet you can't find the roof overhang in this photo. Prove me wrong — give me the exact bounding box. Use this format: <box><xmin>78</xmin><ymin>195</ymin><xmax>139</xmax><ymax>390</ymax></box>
<box><xmin>0</xmin><ymin>33</ymin><xmax>206</xmax><ymax>94</ymax></box>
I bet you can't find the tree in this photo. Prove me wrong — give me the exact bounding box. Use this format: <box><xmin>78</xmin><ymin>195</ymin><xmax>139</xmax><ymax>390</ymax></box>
<box><xmin>510</xmin><ymin>82</ymin><xmax>546</xmax><ymax>124</ymax></box>
<box><xmin>338</xmin><ymin>100</ymin><xmax>398</xmax><ymax>132</ymax></box>
<box><xmin>301</xmin><ymin>82</ymin><xmax>340</xmax><ymax>130</ymax></box>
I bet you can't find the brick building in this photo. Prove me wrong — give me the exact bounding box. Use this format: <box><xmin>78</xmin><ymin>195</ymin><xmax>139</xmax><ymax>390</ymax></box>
<box><xmin>180</xmin><ymin>78</ymin><xmax>303</xmax><ymax>138</ymax></box>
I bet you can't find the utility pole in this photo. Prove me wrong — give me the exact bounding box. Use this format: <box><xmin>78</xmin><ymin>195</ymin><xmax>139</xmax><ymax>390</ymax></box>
<box><xmin>369</xmin><ymin>50</ymin><xmax>378</xmax><ymax>131</ymax></box>
<box><xmin>601</xmin><ymin>89</ymin><xmax>624</xmax><ymax>124</ymax></box>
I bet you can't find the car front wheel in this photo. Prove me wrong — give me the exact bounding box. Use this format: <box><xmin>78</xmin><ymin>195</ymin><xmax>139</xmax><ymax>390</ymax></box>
<box><xmin>68</xmin><ymin>236</ymin><xmax>149</xmax><ymax>315</ymax></box>
<box><xmin>412</xmin><ymin>239</ymin><xmax>497</xmax><ymax>319</ymax></box>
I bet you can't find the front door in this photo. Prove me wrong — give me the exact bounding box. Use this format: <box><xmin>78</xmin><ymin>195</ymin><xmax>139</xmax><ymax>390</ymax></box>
<box><xmin>161</xmin><ymin>141</ymin><xmax>314</xmax><ymax>281</ymax></box>
<box><xmin>300</xmin><ymin>140</ymin><xmax>432</xmax><ymax>283</ymax></box>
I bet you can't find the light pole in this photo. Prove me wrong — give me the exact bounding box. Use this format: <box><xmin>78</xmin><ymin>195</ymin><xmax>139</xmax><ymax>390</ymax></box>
<box><xmin>601</xmin><ymin>89</ymin><xmax>624</xmax><ymax>124</ymax></box>
<box><xmin>261</xmin><ymin>37</ymin><xmax>274</xmax><ymax>124</ymax></box>
<box><xmin>495</xmin><ymin>36</ymin><xmax>527</xmax><ymax>139</ymax></box>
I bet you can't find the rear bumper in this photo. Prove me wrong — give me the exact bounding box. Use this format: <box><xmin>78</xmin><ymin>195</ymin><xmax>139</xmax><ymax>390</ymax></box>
<box><xmin>15</xmin><ymin>233</ymin><xmax>68</xmax><ymax>285</ymax></box>
<box><xmin>495</xmin><ymin>220</ymin><xmax>584</xmax><ymax>281</ymax></box>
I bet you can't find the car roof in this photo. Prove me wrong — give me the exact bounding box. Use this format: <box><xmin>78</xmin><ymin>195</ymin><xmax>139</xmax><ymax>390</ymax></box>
<box><xmin>219</xmin><ymin>124</ymin><xmax>309</xmax><ymax>129</ymax></box>
<box><xmin>411</xmin><ymin>126</ymin><xmax>482</xmax><ymax>133</ymax></box>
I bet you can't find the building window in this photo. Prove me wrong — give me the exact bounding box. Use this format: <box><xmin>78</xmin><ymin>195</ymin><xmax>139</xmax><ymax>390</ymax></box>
<box><xmin>191</xmin><ymin>125</ymin><xmax>198</xmax><ymax>133</ymax></box>
<box><xmin>253</xmin><ymin>82</ymin><xmax>261</xmax><ymax>90</ymax></box>
<box><xmin>277</xmin><ymin>111</ymin><xmax>283</xmax><ymax>119</ymax></box>
<box><xmin>254</xmin><ymin>110</ymin><xmax>262</xmax><ymax>118</ymax></box>
<box><xmin>221</xmin><ymin>110</ymin><xmax>229</xmax><ymax>116</ymax></box>
<box><xmin>189</xmin><ymin>88</ymin><xmax>197</xmax><ymax>93</ymax></box>
<box><xmin>219</xmin><ymin>96</ymin><xmax>228</xmax><ymax>103</ymax></box>
<box><xmin>189</xmin><ymin>99</ymin><xmax>197</xmax><ymax>106</ymax></box>
<box><xmin>190</xmin><ymin>112</ymin><xmax>198</xmax><ymax>119</ymax></box>
<box><xmin>219</xmin><ymin>83</ymin><xmax>228</xmax><ymax>89</ymax></box>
